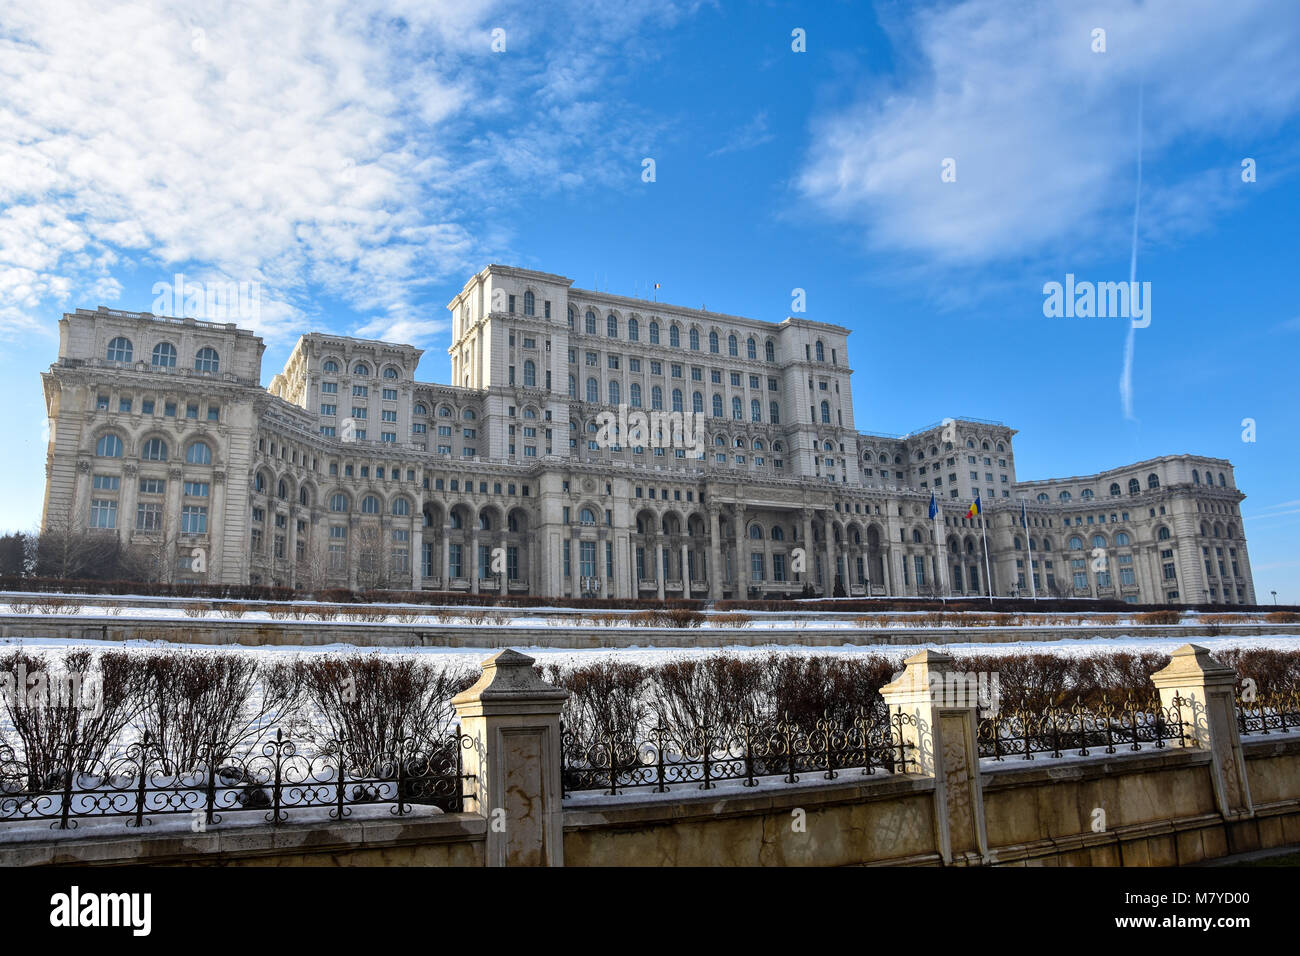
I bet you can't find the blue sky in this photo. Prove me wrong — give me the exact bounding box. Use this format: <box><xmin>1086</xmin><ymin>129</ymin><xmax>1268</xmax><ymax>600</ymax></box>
<box><xmin>1</xmin><ymin>0</ymin><xmax>1297</xmax><ymax>600</ymax></box>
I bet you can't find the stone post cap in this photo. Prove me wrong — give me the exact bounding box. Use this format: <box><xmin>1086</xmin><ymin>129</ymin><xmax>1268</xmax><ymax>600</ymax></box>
<box><xmin>452</xmin><ymin>648</ymin><xmax>569</xmax><ymax>713</ymax></box>
<box><xmin>880</xmin><ymin>648</ymin><xmax>957</xmax><ymax>703</ymax></box>
<box><xmin>1150</xmin><ymin>643</ymin><xmax>1237</xmax><ymax>689</ymax></box>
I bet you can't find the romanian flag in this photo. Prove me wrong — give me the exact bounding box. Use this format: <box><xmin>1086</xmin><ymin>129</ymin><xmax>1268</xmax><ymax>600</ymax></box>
<box><xmin>967</xmin><ymin>494</ymin><xmax>981</xmax><ymax>520</ymax></box>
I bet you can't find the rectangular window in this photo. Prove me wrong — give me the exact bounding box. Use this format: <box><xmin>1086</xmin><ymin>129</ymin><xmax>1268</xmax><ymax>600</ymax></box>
<box><xmin>183</xmin><ymin>481</ymin><xmax>209</xmax><ymax>497</ymax></box>
<box><xmin>181</xmin><ymin>505</ymin><xmax>208</xmax><ymax>535</ymax></box>
<box><xmin>382</xmin><ymin>388</ymin><xmax>398</xmax><ymax>400</ymax></box>
<box><xmin>139</xmin><ymin>477</ymin><xmax>165</xmax><ymax>495</ymax></box>
<box><xmin>92</xmin><ymin>474</ymin><xmax>120</xmax><ymax>491</ymax></box>
<box><xmin>320</xmin><ymin>404</ymin><xmax>336</xmax><ymax>416</ymax></box>
<box><xmin>89</xmin><ymin>499</ymin><xmax>117</xmax><ymax>529</ymax></box>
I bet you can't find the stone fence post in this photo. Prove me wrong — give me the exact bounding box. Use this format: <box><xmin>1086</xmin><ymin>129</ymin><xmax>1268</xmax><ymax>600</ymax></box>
<box><xmin>1150</xmin><ymin>643</ymin><xmax>1254</xmax><ymax>820</ymax></box>
<box><xmin>452</xmin><ymin>649</ymin><xmax>569</xmax><ymax>866</ymax></box>
<box><xmin>880</xmin><ymin>649</ymin><xmax>989</xmax><ymax>865</ymax></box>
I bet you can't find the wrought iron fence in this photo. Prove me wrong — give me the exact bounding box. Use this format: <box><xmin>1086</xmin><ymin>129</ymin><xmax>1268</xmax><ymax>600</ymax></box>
<box><xmin>0</xmin><ymin>730</ymin><xmax>474</xmax><ymax>831</ymax></box>
<box><xmin>561</xmin><ymin>709</ymin><xmax>914</xmax><ymax>796</ymax></box>
<box><xmin>978</xmin><ymin>696</ymin><xmax>1187</xmax><ymax>761</ymax></box>
<box><xmin>1236</xmin><ymin>691</ymin><xmax>1300</xmax><ymax>736</ymax></box>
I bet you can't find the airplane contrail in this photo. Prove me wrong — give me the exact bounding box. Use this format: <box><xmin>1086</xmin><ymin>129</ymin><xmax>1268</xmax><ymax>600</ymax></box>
<box><xmin>1119</xmin><ymin>82</ymin><xmax>1144</xmax><ymax>420</ymax></box>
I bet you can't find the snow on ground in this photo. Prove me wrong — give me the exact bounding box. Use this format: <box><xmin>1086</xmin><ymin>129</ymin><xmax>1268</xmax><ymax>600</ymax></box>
<box><xmin>3</xmin><ymin>632</ymin><xmax>1298</xmax><ymax>673</ymax></box>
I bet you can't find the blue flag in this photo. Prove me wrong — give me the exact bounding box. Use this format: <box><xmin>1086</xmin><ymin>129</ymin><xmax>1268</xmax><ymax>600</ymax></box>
<box><xmin>928</xmin><ymin>492</ymin><xmax>938</xmax><ymax>520</ymax></box>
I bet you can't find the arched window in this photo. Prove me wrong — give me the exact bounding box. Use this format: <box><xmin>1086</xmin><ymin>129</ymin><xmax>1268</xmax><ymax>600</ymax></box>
<box><xmin>671</xmin><ymin>388</ymin><xmax>683</xmax><ymax>412</ymax></box>
<box><xmin>765</xmin><ymin>340</ymin><xmax>775</xmax><ymax>362</ymax></box>
<box><xmin>523</xmin><ymin>290</ymin><xmax>534</xmax><ymax>315</ymax></box>
<box><xmin>689</xmin><ymin>328</ymin><xmax>700</xmax><ymax>350</ymax></box>
<box><xmin>462</xmin><ymin>409</ymin><xmax>476</xmax><ymax>420</ymax></box>
<box><xmin>769</xmin><ymin>401</ymin><xmax>780</xmax><ymax>424</ymax></box>
<box><xmin>383</xmin><ymin>366</ymin><xmax>398</xmax><ymax>379</ymax></box>
<box><xmin>299</xmin><ymin>487</ymin><xmax>310</xmax><ymax>507</ymax></box>
<box><xmin>350</xmin><ymin>362</ymin><xmax>370</xmax><ymax>377</ymax></box>
<box><xmin>1081</xmin><ymin>488</ymin><xmax>1094</xmax><ymax>499</ymax></box>
<box><xmin>1218</xmin><ymin>472</ymin><xmax>1227</xmax><ymax>487</ymax></box>
<box><xmin>1069</xmin><ymin>536</ymin><xmax>1083</xmax><ymax>550</ymax></box>
<box><xmin>142</xmin><ymin>438</ymin><xmax>168</xmax><ymax>461</ymax></box>
<box><xmin>652</xmin><ymin>386</ymin><xmax>663</xmax><ymax>410</ymax></box>
<box><xmin>751</xmin><ymin>398</ymin><xmax>761</xmax><ymax>422</ymax></box>
<box><xmin>820</xmin><ymin>401</ymin><xmax>830</xmax><ymax>423</ymax></box>
<box><xmin>607</xmin><ymin>314</ymin><xmax>618</xmax><ymax>338</ymax></box>
<box><xmin>361</xmin><ymin>495</ymin><xmax>380</xmax><ymax>514</ymax></box>
<box><xmin>1115</xmin><ymin>532</ymin><xmax>1131</xmax><ymax>546</ymax></box>
<box><xmin>609</xmin><ymin>380</ymin><xmax>620</xmax><ymax>405</ymax></box>
<box><xmin>692</xmin><ymin>391</ymin><xmax>704</xmax><ymax>414</ymax></box>
<box><xmin>151</xmin><ymin>342</ymin><xmax>177</xmax><ymax>367</ymax></box>
<box><xmin>330</xmin><ymin>493</ymin><xmax>349</xmax><ymax>512</ymax></box>
<box><xmin>1014</xmin><ymin>537</ymin><xmax>1023</xmax><ymax>550</ymax></box>
<box><xmin>277</xmin><ymin>479</ymin><xmax>288</xmax><ymax>499</ymax></box>
<box><xmin>1059</xmin><ymin>491</ymin><xmax>1071</xmax><ymax>501</ymax></box>
<box><xmin>185</xmin><ymin>441</ymin><xmax>212</xmax><ymax>465</ymax></box>
<box><xmin>323</xmin><ymin>359</ymin><xmax>339</xmax><ymax>372</ymax></box>
<box><xmin>669</xmin><ymin>325</ymin><xmax>680</xmax><ymax>348</ymax></box>
<box><xmin>567</xmin><ymin>307</ymin><xmax>575</xmax><ymax>329</ymax></box>
<box><xmin>392</xmin><ymin>497</ymin><xmax>410</xmax><ymax>516</ymax></box>
<box><xmin>628</xmin><ymin>318</ymin><xmax>639</xmax><ymax>341</ymax></box>
<box><xmin>106</xmin><ymin>337</ymin><xmax>133</xmax><ymax>363</ymax></box>
<box><xmin>449</xmin><ymin>511</ymin><xmax>462</xmax><ymax>529</ymax></box>
<box><xmin>1091</xmin><ymin>534</ymin><xmax>1106</xmax><ymax>549</ymax></box>
<box><xmin>1192</xmin><ymin>470</ymin><xmax>1200</xmax><ymax>485</ymax></box>
<box><xmin>649</xmin><ymin>322</ymin><xmax>660</xmax><ymax>344</ymax></box>
<box><xmin>255</xmin><ymin>472</ymin><xmax>267</xmax><ymax>494</ymax></box>
<box><xmin>568</xmin><ymin>375</ymin><xmax>576</xmax><ymax>398</ymax></box>
<box><xmin>728</xmin><ymin>334</ymin><xmax>738</xmax><ymax>356</ymax></box>
<box><xmin>579</xmin><ymin>508</ymin><xmax>595</xmax><ymax>524</ymax></box>
<box><xmin>630</xmin><ymin>383</ymin><xmax>642</xmax><ymax>408</ymax></box>
<box><xmin>195</xmin><ymin>348</ymin><xmax>220</xmax><ymax>373</ymax></box>
<box><xmin>1157</xmin><ymin>526</ymin><xmax>1171</xmax><ymax>540</ymax></box>
<box><xmin>815</xmin><ymin>341</ymin><xmax>825</xmax><ymax>362</ymax></box>
<box><xmin>746</xmin><ymin>338</ymin><xmax>756</xmax><ymax>359</ymax></box>
<box><xmin>912</xmin><ymin>529</ymin><xmax>923</xmax><ymax>543</ymax></box>
<box><xmin>1128</xmin><ymin>478</ymin><xmax>1141</xmax><ymax>494</ymax></box>
<box><xmin>585</xmin><ymin>311</ymin><xmax>597</xmax><ymax>335</ymax></box>
<box><xmin>709</xmin><ymin>331</ymin><xmax>719</xmax><ymax>353</ymax></box>
<box><xmin>586</xmin><ymin>378</ymin><xmax>598</xmax><ymax>403</ymax></box>
<box><xmin>712</xmin><ymin>394</ymin><xmax>723</xmax><ymax>418</ymax></box>
<box><xmin>1147</xmin><ymin>473</ymin><xmax>1160</xmax><ymax>490</ymax></box>
<box><xmin>95</xmin><ymin>434</ymin><xmax>123</xmax><ymax>457</ymax></box>
<box><xmin>732</xmin><ymin>396</ymin><xmax>742</xmax><ymax>420</ymax></box>
<box><xmin>1110</xmin><ymin>482</ymin><xmax>1121</xmax><ymax>496</ymax></box>
<box><xmin>749</xmin><ymin>525</ymin><xmax>763</xmax><ymax>540</ymax></box>
<box><xmin>523</xmin><ymin>360</ymin><xmax>536</xmax><ymax>387</ymax></box>
<box><xmin>1037</xmin><ymin>493</ymin><xmax>1049</xmax><ymax>503</ymax></box>
<box><xmin>1042</xmin><ymin>537</ymin><xmax>1053</xmax><ymax>551</ymax></box>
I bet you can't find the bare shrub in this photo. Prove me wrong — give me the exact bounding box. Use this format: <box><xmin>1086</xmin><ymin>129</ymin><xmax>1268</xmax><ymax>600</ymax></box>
<box><xmin>1136</xmin><ymin>610</ymin><xmax>1182</xmax><ymax>625</ymax></box>
<box><xmin>218</xmin><ymin>603</ymin><xmax>249</xmax><ymax>620</ymax></box>
<box><xmin>182</xmin><ymin>602</ymin><xmax>211</xmax><ymax>619</ymax></box>
<box><xmin>295</xmin><ymin>656</ymin><xmax>476</xmax><ymax>766</ymax></box>
<box><xmin>266</xmin><ymin>605</ymin><xmax>294</xmax><ymax>621</ymax></box>
<box><xmin>712</xmin><ymin>612</ymin><xmax>753</xmax><ymax>628</ymax></box>
<box><xmin>1265</xmin><ymin>611</ymin><xmax>1300</xmax><ymax>624</ymax></box>
<box><xmin>543</xmin><ymin>660</ymin><xmax>649</xmax><ymax>744</ymax></box>
<box><xmin>5</xmin><ymin>598</ymin><xmax>34</xmax><ymax>614</ymax></box>
<box><xmin>134</xmin><ymin>652</ymin><xmax>304</xmax><ymax>771</ymax></box>
<box><xmin>0</xmin><ymin>649</ymin><xmax>148</xmax><ymax>788</ymax></box>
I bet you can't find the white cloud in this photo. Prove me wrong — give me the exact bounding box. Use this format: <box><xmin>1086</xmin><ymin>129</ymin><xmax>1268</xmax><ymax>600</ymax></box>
<box><xmin>797</xmin><ymin>0</ymin><xmax>1300</xmax><ymax>266</ymax></box>
<box><xmin>0</xmin><ymin>0</ymin><xmax>690</xmax><ymax>344</ymax></box>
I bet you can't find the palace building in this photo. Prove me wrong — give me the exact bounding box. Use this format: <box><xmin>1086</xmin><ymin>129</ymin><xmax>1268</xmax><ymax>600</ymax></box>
<box><xmin>39</xmin><ymin>265</ymin><xmax>1256</xmax><ymax>605</ymax></box>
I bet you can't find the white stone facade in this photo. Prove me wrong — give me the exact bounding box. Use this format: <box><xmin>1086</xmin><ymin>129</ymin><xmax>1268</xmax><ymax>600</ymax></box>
<box><xmin>39</xmin><ymin>266</ymin><xmax>1256</xmax><ymax>605</ymax></box>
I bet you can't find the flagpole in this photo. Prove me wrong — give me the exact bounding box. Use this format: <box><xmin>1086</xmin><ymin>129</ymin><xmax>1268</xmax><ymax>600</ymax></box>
<box><xmin>979</xmin><ymin>497</ymin><xmax>993</xmax><ymax>604</ymax></box>
<box><xmin>1023</xmin><ymin>499</ymin><xmax>1037</xmax><ymax>601</ymax></box>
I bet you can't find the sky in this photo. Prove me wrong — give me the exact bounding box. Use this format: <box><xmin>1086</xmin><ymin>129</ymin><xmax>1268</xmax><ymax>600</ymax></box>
<box><xmin>0</xmin><ymin>0</ymin><xmax>1296</xmax><ymax>600</ymax></box>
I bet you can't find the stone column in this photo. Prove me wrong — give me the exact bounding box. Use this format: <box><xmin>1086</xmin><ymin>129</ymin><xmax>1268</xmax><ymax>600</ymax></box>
<box><xmin>1150</xmin><ymin>644</ymin><xmax>1254</xmax><ymax>820</ymax></box>
<box><xmin>453</xmin><ymin>649</ymin><xmax>569</xmax><ymax>867</ymax></box>
<box><xmin>881</xmin><ymin>649</ymin><xmax>989</xmax><ymax>865</ymax></box>
<box><xmin>823</xmin><ymin>516</ymin><xmax>835</xmax><ymax>596</ymax></box>
<box><xmin>708</xmin><ymin>507</ymin><xmax>723</xmax><ymax>600</ymax></box>
<box><xmin>499</xmin><ymin>533</ymin><xmax>509</xmax><ymax>596</ymax></box>
<box><xmin>442</xmin><ymin>526</ymin><xmax>451</xmax><ymax>589</ymax></box>
<box><xmin>735</xmin><ymin>505</ymin><xmax>748</xmax><ymax>598</ymax></box>
<box><xmin>656</xmin><ymin>541</ymin><xmax>666</xmax><ymax>600</ymax></box>
<box><xmin>411</xmin><ymin>523</ymin><xmax>424</xmax><ymax>590</ymax></box>
<box><xmin>470</xmin><ymin>530</ymin><xmax>480</xmax><ymax>594</ymax></box>
<box><xmin>800</xmin><ymin>509</ymin><xmax>814</xmax><ymax>588</ymax></box>
<box><xmin>680</xmin><ymin>541</ymin><xmax>689</xmax><ymax>594</ymax></box>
